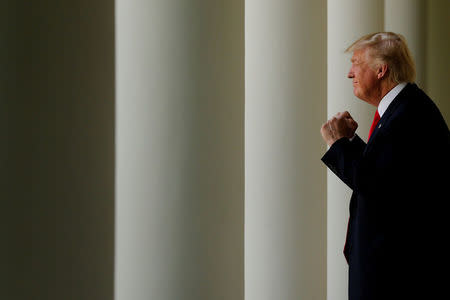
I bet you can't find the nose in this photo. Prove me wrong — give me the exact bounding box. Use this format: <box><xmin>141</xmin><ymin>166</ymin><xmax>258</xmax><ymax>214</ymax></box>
<box><xmin>347</xmin><ymin>68</ymin><xmax>354</xmax><ymax>79</ymax></box>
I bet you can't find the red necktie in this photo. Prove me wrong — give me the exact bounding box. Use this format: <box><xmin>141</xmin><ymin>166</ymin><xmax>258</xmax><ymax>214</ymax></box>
<box><xmin>368</xmin><ymin>110</ymin><xmax>380</xmax><ymax>140</ymax></box>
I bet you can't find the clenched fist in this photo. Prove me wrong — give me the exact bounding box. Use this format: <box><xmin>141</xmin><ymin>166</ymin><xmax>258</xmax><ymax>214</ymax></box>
<box><xmin>321</xmin><ymin>111</ymin><xmax>358</xmax><ymax>146</ymax></box>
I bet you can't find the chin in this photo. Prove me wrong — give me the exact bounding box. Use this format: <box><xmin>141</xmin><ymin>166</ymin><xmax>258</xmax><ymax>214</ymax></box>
<box><xmin>354</xmin><ymin>92</ymin><xmax>369</xmax><ymax>102</ymax></box>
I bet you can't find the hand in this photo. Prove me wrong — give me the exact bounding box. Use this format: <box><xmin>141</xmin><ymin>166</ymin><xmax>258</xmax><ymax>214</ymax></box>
<box><xmin>321</xmin><ymin>111</ymin><xmax>358</xmax><ymax>146</ymax></box>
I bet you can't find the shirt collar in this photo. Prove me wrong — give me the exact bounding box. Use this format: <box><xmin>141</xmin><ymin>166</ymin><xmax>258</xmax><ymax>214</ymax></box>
<box><xmin>378</xmin><ymin>82</ymin><xmax>407</xmax><ymax>117</ymax></box>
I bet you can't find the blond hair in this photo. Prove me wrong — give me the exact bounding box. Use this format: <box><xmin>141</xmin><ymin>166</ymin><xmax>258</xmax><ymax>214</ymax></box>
<box><xmin>346</xmin><ymin>32</ymin><xmax>416</xmax><ymax>83</ymax></box>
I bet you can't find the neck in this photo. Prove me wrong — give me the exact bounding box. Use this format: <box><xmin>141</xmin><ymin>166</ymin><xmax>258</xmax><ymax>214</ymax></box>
<box><xmin>372</xmin><ymin>80</ymin><xmax>397</xmax><ymax>107</ymax></box>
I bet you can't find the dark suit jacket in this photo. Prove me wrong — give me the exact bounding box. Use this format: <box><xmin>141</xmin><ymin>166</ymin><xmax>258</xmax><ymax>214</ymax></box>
<box><xmin>322</xmin><ymin>83</ymin><xmax>450</xmax><ymax>300</ymax></box>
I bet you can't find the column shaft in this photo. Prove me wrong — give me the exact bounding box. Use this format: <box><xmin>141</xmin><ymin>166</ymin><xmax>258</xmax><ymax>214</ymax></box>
<box><xmin>425</xmin><ymin>0</ymin><xmax>450</xmax><ymax>123</ymax></box>
<box><xmin>3</xmin><ymin>1</ymin><xmax>115</xmax><ymax>299</ymax></box>
<box><xmin>384</xmin><ymin>0</ymin><xmax>426</xmax><ymax>87</ymax></box>
<box><xmin>245</xmin><ymin>1</ymin><xmax>327</xmax><ymax>299</ymax></box>
<box><xmin>115</xmin><ymin>1</ymin><xmax>244</xmax><ymax>299</ymax></box>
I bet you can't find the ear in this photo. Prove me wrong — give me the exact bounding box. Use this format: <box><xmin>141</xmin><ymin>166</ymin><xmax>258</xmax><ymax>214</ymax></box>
<box><xmin>377</xmin><ymin>64</ymin><xmax>388</xmax><ymax>79</ymax></box>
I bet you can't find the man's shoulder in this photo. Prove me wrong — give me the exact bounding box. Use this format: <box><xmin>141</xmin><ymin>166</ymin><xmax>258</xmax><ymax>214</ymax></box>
<box><xmin>394</xmin><ymin>83</ymin><xmax>449</xmax><ymax>138</ymax></box>
<box><xmin>395</xmin><ymin>83</ymin><xmax>443</xmax><ymax>118</ymax></box>
<box><xmin>398</xmin><ymin>83</ymin><xmax>429</xmax><ymax>104</ymax></box>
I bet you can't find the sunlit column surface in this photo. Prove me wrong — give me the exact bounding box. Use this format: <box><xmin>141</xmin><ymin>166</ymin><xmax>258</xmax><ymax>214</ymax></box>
<box><xmin>245</xmin><ymin>1</ymin><xmax>327</xmax><ymax>299</ymax></box>
<box><xmin>115</xmin><ymin>1</ymin><xmax>244</xmax><ymax>299</ymax></box>
<box><xmin>384</xmin><ymin>0</ymin><xmax>426</xmax><ymax>88</ymax></box>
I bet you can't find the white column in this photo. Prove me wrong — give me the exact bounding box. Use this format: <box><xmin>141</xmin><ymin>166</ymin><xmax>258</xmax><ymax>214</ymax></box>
<box><xmin>245</xmin><ymin>1</ymin><xmax>327</xmax><ymax>299</ymax></box>
<box><xmin>327</xmin><ymin>1</ymin><xmax>383</xmax><ymax>299</ymax></box>
<box><xmin>425</xmin><ymin>0</ymin><xmax>450</xmax><ymax>124</ymax></box>
<box><xmin>384</xmin><ymin>0</ymin><xmax>426</xmax><ymax>88</ymax></box>
<box><xmin>115</xmin><ymin>1</ymin><xmax>244</xmax><ymax>300</ymax></box>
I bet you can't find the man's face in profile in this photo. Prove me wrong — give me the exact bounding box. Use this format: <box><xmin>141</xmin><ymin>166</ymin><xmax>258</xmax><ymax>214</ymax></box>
<box><xmin>347</xmin><ymin>49</ymin><xmax>379</xmax><ymax>105</ymax></box>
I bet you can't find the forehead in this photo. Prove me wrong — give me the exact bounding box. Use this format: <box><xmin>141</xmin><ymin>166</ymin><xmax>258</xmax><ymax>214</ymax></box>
<box><xmin>351</xmin><ymin>49</ymin><xmax>366</xmax><ymax>63</ymax></box>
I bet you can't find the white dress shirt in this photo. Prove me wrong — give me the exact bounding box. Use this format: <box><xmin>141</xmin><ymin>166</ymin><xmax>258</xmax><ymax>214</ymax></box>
<box><xmin>349</xmin><ymin>82</ymin><xmax>407</xmax><ymax>142</ymax></box>
<box><xmin>378</xmin><ymin>82</ymin><xmax>407</xmax><ymax>117</ymax></box>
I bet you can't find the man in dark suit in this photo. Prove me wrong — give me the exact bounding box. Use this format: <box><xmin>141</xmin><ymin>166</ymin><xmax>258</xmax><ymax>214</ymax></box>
<box><xmin>321</xmin><ymin>32</ymin><xmax>450</xmax><ymax>300</ymax></box>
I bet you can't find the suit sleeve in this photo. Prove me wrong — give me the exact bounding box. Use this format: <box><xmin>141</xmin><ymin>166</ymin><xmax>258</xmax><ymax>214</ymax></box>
<box><xmin>321</xmin><ymin>130</ymin><xmax>413</xmax><ymax>200</ymax></box>
<box><xmin>322</xmin><ymin>109</ymin><xmax>449</xmax><ymax>202</ymax></box>
<box><xmin>321</xmin><ymin>135</ymin><xmax>367</xmax><ymax>191</ymax></box>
